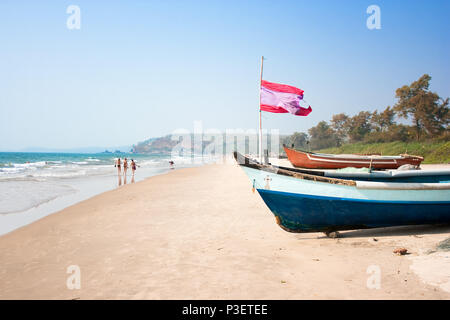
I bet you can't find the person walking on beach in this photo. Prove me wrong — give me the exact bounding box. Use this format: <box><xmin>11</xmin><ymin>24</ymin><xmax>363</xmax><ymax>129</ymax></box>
<box><xmin>131</xmin><ymin>159</ymin><xmax>137</xmax><ymax>176</ymax></box>
<box><xmin>115</xmin><ymin>158</ymin><xmax>122</xmax><ymax>187</ymax></box>
<box><xmin>123</xmin><ymin>158</ymin><xmax>128</xmax><ymax>177</ymax></box>
<box><xmin>115</xmin><ymin>158</ymin><xmax>121</xmax><ymax>175</ymax></box>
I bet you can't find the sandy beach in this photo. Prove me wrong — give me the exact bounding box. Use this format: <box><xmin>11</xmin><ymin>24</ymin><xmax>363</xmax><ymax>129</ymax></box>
<box><xmin>0</xmin><ymin>162</ymin><xmax>449</xmax><ymax>300</ymax></box>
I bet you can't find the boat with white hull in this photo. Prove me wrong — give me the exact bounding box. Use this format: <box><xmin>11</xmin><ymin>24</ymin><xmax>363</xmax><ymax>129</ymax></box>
<box><xmin>234</xmin><ymin>152</ymin><xmax>450</xmax><ymax>233</ymax></box>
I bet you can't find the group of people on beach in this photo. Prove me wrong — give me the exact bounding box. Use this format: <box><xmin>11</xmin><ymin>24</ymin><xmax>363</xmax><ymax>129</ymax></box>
<box><xmin>115</xmin><ymin>158</ymin><xmax>138</xmax><ymax>186</ymax></box>
<box><xmin>114</xmin><ymin>158</ymin><xmax>137</xmax><ymax>177</ymax></box>
<box><xmin>113</xmin><ymin>158</ymin><xmax>176</xmax><ymax>187</ymax></box>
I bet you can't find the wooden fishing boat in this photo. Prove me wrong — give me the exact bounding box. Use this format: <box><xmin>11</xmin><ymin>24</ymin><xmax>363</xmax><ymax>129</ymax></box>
<box><xmin>267</xmin><ymin>160</ymin><xmax>450</xmax><ymax>183</ymax></box>
<box><xmin>283</xmin><ymin>145</ymin><xmax>423</xmax><ymax>169</ymax></box>
<box><xmin>239</xmin><ymin>153</ymin><xmax>449</xmax><ymax>183</ymax></box>
<box><xmin>234</xmin><ymin>152</ymin><xmax>450</xmax><ymax>233</ymax></box>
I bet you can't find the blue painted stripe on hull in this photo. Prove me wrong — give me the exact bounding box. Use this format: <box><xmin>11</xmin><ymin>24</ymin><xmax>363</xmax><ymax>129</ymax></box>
<box><xmin>257</xmin><ymin>189</ymin><xmax>450</xmax><ymax>233</ymax></box>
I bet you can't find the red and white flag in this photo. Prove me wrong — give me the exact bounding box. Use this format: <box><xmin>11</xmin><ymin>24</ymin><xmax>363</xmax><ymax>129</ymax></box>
<box><xmin>260</xmin><ymin>80</ymin><xmax>312</xmax><ymax>116</ymax></box>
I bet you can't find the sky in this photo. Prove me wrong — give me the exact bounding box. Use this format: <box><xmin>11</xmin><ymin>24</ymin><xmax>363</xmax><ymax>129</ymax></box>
<box><xmin>0</xmin><ymin>0</ymin><xmax>449</xmax><ymax>150</ymax></box>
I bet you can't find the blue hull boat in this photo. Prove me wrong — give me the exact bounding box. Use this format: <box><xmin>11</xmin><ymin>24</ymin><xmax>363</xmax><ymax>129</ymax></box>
<box><xmin>234</xmin><ymin>152</ymin><xmax>450</xmax><ymax>233</ymax></box>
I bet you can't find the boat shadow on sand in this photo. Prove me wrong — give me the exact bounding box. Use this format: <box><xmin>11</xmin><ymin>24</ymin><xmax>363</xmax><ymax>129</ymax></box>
<box><xmin>326</xmin><ymin>224</ymin><xmax>450</xmax><ymax>239</ymax></box>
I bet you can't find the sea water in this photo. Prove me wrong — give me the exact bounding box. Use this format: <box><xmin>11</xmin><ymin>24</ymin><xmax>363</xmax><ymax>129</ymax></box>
<box><xmin>0</xmin><ymin>152</ymin><xmax>203</xmax><ymax>235</ymax></box>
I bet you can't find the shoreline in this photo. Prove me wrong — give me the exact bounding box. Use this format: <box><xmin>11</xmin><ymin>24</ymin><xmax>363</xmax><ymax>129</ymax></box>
<box><xmin>0</xmin><ymin>168</ymin><xmax>169</xmax><ymax>237</ymax></box>
<box><xmin>0</xmin><ymin>166</ymin><xmax>173</xmax><ymax>236</ymax></box>
<box><xmin>0</xmin><ymin>162</ymin><xmax>449</xmax><ymax>299</ymax></box>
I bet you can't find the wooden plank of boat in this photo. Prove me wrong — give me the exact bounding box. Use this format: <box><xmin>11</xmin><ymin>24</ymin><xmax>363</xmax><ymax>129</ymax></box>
<box><xmin>283</xmin><ymin>145</ymin><xmax>423</xmax><ymax>169</ymax></box>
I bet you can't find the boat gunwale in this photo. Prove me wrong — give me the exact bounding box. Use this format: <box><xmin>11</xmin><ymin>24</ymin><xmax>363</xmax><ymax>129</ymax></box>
<box><xmin>233</xmin><ymin>151</ymin><xmax>356</xmax><ymax>186</ymax></box>
<box><xmin>283</xmin><ymin>145</ymin><xmax>424</xmax><ymax>161</ymax></box>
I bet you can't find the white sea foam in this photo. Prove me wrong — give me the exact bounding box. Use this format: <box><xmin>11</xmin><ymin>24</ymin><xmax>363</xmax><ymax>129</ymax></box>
<box><xmin>30</xmin><ymin>170</ymin><xmax>89</xmax><ymax>179</ymax></box>
<box><xmin>0</xmin><ymin>167</ymin><xmax>27</xmax><ymax>174</ymax></box>
<box><xmin>0</xmin><ymin>180</ymin><xmax>76</xmax><ymax>214</ymax></box>
<box><xmin>72</xmin><ymin>161</ymin><xmax>88</xmax><ymax>165</ymax></box>
<box><xmin>13</xmin><ymin>161</ymin><xmax>46</xmax><ymax>168</ymax></box>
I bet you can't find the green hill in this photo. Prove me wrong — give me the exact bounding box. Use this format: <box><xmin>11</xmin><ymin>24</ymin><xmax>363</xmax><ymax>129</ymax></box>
<box><xmin>317</xmin><ymin>140</ymin><xmax>450</xmax><ymax>164</ymax></box>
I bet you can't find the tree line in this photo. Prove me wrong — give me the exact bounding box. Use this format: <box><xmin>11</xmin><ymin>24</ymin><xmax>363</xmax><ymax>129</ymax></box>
<box><xmin>285</xmin><ymin>74</ymin><xmax>449</xmax><ymax>151</ymax></box>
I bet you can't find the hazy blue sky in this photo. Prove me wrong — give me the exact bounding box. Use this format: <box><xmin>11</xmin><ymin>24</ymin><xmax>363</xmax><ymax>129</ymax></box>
<box><xmin>0</xmin><ymin>0</ymin><xmax>448</xmax><ymax>150</ymax></box>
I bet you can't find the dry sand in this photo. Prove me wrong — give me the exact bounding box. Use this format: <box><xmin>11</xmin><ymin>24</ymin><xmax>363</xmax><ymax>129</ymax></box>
<box><xmin>0</xmin><ymin>162</ymin><xmax>449</xmax><ymax>299</ymax></box>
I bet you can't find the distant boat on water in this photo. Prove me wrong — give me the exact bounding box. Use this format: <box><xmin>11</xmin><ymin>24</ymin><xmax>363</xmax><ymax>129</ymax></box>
<box><xmin>283</xmin><ymin>145</ymin><xmax>424</xmax><ymax>170</ymax></box>
<box><xmin>234</xmin><ymin>152</ymin><xmax>450</xmax><ymax>234</ymax></box>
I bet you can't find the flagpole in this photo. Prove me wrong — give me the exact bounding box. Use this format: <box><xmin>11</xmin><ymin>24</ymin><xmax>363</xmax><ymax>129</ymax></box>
<box><xmin>259</xmin><ymin>56</ymin><xmax>264</xmax><ymax>163</ymax></box>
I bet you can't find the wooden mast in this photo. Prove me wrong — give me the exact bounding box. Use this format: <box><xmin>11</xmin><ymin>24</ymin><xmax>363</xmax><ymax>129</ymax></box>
<box><xmin>259</xmin><ymin>56</ymin><xmax>264</xmax><ymax>163</ymax></box>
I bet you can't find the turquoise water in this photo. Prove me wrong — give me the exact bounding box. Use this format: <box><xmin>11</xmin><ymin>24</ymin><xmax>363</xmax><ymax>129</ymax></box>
<box><xmin>0</xmin><ymin>152</ymin><xmax>169</xmax><ymax>179</ymax></box>
<box><xmin>0</xmin><ymin>152</ymin><xmax>165</xmax><ymax>165</ymax></box>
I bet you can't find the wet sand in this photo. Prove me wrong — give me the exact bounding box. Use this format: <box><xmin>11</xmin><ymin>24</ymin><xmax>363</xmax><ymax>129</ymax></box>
<box><xmin>0</xmin><ymin>162</ymin><xmax>449</xmax><ymax>299</ymax></box>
